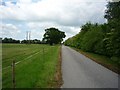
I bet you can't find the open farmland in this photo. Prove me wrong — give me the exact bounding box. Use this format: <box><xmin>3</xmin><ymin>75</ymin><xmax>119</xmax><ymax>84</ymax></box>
<box><xmin>2</xmin><ymin>44</ymin><xmax>61</xmax><ymax>88</ymax></box>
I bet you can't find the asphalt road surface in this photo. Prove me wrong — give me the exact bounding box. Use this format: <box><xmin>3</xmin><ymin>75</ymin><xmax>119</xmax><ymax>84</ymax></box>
<box><xmin>61</xmin><ymin>45</ymin><xmax>119</xmax><ymax>88</ymax></box>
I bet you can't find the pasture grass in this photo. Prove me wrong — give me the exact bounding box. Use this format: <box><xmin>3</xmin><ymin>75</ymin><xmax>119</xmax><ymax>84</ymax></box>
<box><xmin>2</xmin><ymin>44</ymin><xmax>61</xmax><ymax>88</ymax></box>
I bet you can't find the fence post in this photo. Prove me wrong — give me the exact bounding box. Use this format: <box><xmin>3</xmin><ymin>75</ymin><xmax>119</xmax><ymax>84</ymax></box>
<box><xmin>43</xmin><ymin>47</ymin><xmax>44</xmax><ymax>61</ymax></box>
<box><xmin>12</xmin><ymin>60</ymin><xmax>15</xmax><ymax>88</ymax></box>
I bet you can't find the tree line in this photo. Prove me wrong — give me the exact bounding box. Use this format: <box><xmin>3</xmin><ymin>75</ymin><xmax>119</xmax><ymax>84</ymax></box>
<box><xmin>64</xmin><ymin>2</ymin><xmax>120</xmax><ymax>61</ymax></box>
<box><xmin>2</xmin><ymin>38</ymin><xmax>20</xmax><ymax>43</ymax></box>
<box><xmin>1</xmin><ymin>27</ymin><xmax>66</xmax><ymax>45</ymax></box>
<box><xmin>2</xmin><ymin>38</ymin><xmax>41</xmax><ymax>44</ymax></box>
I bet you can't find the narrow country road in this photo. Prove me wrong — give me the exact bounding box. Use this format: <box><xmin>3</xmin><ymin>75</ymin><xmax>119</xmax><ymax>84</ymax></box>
<box><xmin>61</xmin><ymin>45</ymin><xmax>119</xmax><ymax>88</ymax></box>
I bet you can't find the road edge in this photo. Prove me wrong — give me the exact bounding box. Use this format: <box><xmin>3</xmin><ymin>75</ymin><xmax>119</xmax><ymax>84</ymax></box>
<box><xmin>70</xmin><ymin>46</ymin><xmax>120</xmax><ymax>75</ymax></box>
<box><xmin>54</xmin><ymin>45</ymin><xmax>63</xmax><ymax>88</ymax></box>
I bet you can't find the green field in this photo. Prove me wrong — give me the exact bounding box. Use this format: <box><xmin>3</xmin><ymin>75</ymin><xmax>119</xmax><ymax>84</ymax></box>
<box><xmin>2</xmin><ymin>44</ymin><xmax>61</xmax><ymax>88</ymax></box>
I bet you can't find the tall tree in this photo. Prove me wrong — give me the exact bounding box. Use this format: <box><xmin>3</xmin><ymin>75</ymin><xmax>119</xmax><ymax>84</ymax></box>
<box><xmin>42</xmin><ymin>27</ymin><xmax>66</xmax><ymax>45</ymax></box>
<box><xmin>104</xmin><ymin>1</ymin><xmax>120</xmax><ymax>56</ymax></box>
<box><xmin>104</xmin><ymin>1</ymin><xmax>120</xmax><ymax>22</ymax></box>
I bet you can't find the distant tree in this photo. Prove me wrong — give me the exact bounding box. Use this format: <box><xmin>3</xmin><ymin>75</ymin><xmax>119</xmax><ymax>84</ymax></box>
<box><xmin>21</xmin><ymin>39</ymin><xmax>41</xmax><ymax>44</ymax></box>
<box><xmin>42</xmin><ymin>27</ymin><xmax>66</xmax><ymax>45</ymax></box>
<box><xmin>21</xmin><ymin>40</ymin><xmax>27</xmax><ymax>44</ymax></box>
<box><xmin>2</xmin><ymin>38</ymin><xmax>20</xmax><ymax>43</ymax></box>
<box><xmin>32</xmin><ymin>39</ymin><xmax>41</xmax><ymax>44</ymax></box>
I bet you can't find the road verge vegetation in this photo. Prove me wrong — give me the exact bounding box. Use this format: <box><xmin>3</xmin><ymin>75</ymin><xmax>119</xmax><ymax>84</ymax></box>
<box><xmin>71</xmin><ymin>47</ymin><xmax>120</xmax><ymax>74</ymax></box>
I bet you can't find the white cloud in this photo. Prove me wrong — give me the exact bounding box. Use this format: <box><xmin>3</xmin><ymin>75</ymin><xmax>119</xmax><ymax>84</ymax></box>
<box><xmin>1</xmin><ymin>0</ymin><xmax>106</xmax><ymax>24</ymax></box>
<box><xmin>1</xmin><ymin>23</ymin><xmax>21</xmax><ymax>38</ymax></box>
<box><xmin>31</xmin><ymin>29</ymin><xmax>44</xmax><ymax>40</ymax></box>
<box><xmin>1</xmin><ymin>0</ymin><xmax>107</xmax><ymax>40</ymax></box>
<box><xmin>18</xmin><ymin>0</ymin><xmax>32</xmax><ymax>3</ymax></box>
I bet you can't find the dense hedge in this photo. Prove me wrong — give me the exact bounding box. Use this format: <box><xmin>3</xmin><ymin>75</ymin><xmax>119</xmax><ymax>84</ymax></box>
<box><xmin>64</xmin><ymin>2</ymin><xmax>120</xmax><ymax>61</ymax></box>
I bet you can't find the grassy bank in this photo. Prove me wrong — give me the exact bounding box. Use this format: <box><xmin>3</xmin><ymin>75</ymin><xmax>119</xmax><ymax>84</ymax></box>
<box><xmin>71</xmin><ymin>47</ymin><xmax>120</xmax><ymax>74</ymax></box>
<box><xmin>2</xmin><ymin>44</ymin><xmax>62</xmax><ymax>88</ymax></box>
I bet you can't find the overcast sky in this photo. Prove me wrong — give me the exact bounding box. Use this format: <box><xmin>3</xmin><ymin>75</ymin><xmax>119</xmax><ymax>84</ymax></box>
<box><xmin>0</xmin><ymin>0</ymin><xmax>108</xmax><ymax>41</ymax></box>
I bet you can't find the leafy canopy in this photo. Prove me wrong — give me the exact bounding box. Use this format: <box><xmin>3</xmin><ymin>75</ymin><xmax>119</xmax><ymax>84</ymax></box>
<box><xmin>42</xmin><ymin>27</ymin><xmax>66</xmax><ymax>45</ymax></box>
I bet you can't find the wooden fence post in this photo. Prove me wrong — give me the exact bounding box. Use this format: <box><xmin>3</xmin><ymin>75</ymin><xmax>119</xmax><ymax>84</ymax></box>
<box><xmin>12</xmin><ymin>60</ymin><xmax>15</xmax><ymax>88</ymax></box>
<box><xmin>43</xmin><ymin>47</ymin><xmax>44</xmax><ymax>61</ymax></box>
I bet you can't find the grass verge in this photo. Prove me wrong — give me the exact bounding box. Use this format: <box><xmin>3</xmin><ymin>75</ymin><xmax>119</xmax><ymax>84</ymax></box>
<box><xmin>71</xmin><ymin>47</ymin><xmax>120</xmax><ymax>74</ymax></box>
<box><xmin>48</xmin><ymin>46</ymin><xmax>63</xmax><ymax>88</ymax></box>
